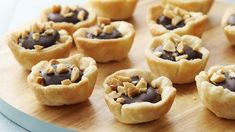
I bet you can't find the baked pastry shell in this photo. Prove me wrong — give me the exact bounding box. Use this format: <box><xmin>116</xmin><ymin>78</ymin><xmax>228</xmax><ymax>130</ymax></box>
<box><xmin>27</xmin><ymin>54</ymin><xmax>98</xmax><ymax>106</ymax></box>
<box><xmin>146</xmin><ymin>4</ymin><xmax>208</xmax><ymax>37</ymax></box>
<box><xmin>221</xmin><ymin>8</ymin><xmax>235</xmax><ymax>45</ymax></box>
<box><xmin>73</xmin><ymin>21</ymin><xmax>135</xmax><ymax>63</ymax></box>
<box><xmin>196</xmin><ymin>65</ymin><xmax>235</xmax><ymax>119</ymax></box>
<box><xmin>161</xmin><ymin>0</ymin><xmax>214</xmax><ymax>14</ymax></box>
<box><xmin>7</xmin><ymin>28</ymin><xmax>73</xmax><ymax>71</ymax></box>
<box><xmin>88</xmin><ymin>0</ymin><xmax>138</xmax><ymax>20</ymax></box>
<box><xmin>145</xmin><ymin>35</ymin><xmax>209</xmax><ymax>84</ymax></box>
<box><xmin>40</xmin><ymin>7</ymin><xmax>97</xmax><ymax>35</ymax></box>
<box><xmin>103</xmin><ymin>69</ymin><xmax>176</xmax><ymax>124</ymax></box>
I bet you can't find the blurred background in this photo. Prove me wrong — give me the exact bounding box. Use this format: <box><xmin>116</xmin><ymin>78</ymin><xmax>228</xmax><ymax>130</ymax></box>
<box><xmin>0</xmin><ymin>0</ymin><xmax>234</xmax><ymax>131</ymax></box>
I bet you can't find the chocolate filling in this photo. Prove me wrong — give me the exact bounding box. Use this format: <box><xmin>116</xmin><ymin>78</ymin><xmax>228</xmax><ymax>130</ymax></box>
<box><xmin>86</xmin><ymin>28</ymin><xmax>123</xmax><ymax>39</ymax></box>
<box><xmin>48</xmin><ymin>8</ymin><xmax>88</xmax><ymax>24</ymax></box>
<box><xmin>228</xmin><ymin>15</ymin><xmax>235</xmax><ymax>26</ymax></box>
<box><xmin>213</xmin><ymin>73</ymin><xmax>235</xmax><ymax>92</ymax></box>
<box><xmin>40</xmin><ymin>64</ymin><xmax>83</xmax><ymax>86</ymax></box>
<box><xmin>120</xmin><ymin>76</ymin><xmax>161</xmax><ymax>104</ymax></box>
<box><xmin>156</xmin><ymin>45</ymin><xmax>202</xmax><ymax>61</ymax></box>
<box><xmin>18</xmin><ymin>30</ymin><xmax>60</xmax><ymax>49</ymax></box>
<box><xmin>157</xmin><ymin>15</ymin><xmax>185</xmax><ymax>30</ymax></box>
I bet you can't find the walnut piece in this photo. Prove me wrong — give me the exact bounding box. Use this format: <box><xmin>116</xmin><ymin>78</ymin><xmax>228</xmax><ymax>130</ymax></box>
<box><xmin>71</xmin><ymin>66</ymin><xmax>80</xmax><ymax>82</ymax></box>
<box><xmin>163</xmin><ymin>40</ymin><xmax>176</xmax><ymax>52</ymax></box>
<box><xmin>210</xmin><ymin>73</ymin><xmax>225</xmax><ymax>84</ymax></box>
<box><xmin>52</xmin><ymin>5</ymin><xmax>61</xmax><ymax>13</ymax></box>
<box><xmin>56</xmin><ymin>63</ymin><xmax>69</xmax><ymax>74</ymax></box>
<box><xmin>97</xmin><ymin>17</ymin><xmax>111</xmax><ymax>26</ymax></box>
<box><xmin>103</xmin><ymin>25</ymin><xmax>114</xmax><ymax>34</ymax></box>
<box><xmin>77</xmin><ymin>10</ymin><xmax>85</xmax><ymax>20</ymax></box>
<box><xmin>34</xmin><ymin>45</ymin><xmax>43</xmax><ymax>51</ymax></box>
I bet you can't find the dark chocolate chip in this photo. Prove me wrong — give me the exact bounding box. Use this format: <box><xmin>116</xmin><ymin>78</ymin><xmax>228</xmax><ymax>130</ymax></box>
<box><xmin>213</xmin><ymin>73</ymin><xmax>235</xmax><ymax>92</ymax></box>
<box><xmin>228</xmin><ymin>15</ymin><xmax>235</xmax><ymax>26</ymax></box>
<box><xmin>86</xmin><ymin>28</ymin><xmax>123</xmax><ymax>39</ymax></box>
<box><xmin>40</xmin><ymin>64</ymin><xmax>83</xmax><ymax>86</ymax></box>
<box><xmin>48</xmin><ymin>8</ymin><xmax>88</xmax><ymax>24</ymax></box>
<box><xmin>157</xmin><ymin>15</ymin><xmax>185</xmax><ymax>30</ymax></box>
<box><xmin>18</xmin><ymin>30</ymin><xmax>60</xmax><ymax>49</ymax></box>
<box><xmin>156</xmin><ymin>45</ymin><xmax>202</xmax><ymax>61</ymax></box>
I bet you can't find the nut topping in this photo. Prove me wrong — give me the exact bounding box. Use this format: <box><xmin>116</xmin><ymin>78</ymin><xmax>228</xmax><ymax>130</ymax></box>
<box><xmin>61</xmin><ymin>79</ymin><xmax>72</xmax><ymax>85</ymax></box>
<box><xmin>97</xmin><ymin>17</ymin><xmax>111</xmax><ymax>26</ymax></box>
<box><xmin>77</xmin><ymin>10</ymin><xmax>85</xmax><ymax>20</ymax></box>
<box><xmin>32</xmin><ymin>33</ymin><xmax>40</xmax><ymax>41</ymax></box>
<box><xmin>210</xmin><ymin>73</ymin><xmax>225</xmax><ymax>84</ymax></box>
<box><xmin>116</xmin><ymin>98</ymin><xmax>125</xmax><ymax>104</ymax></box>
<box><xmin>71</xmin><ymin>66</ymin><xmax>80</xmax><ymax>82</ymax></box>
<box><xmin>33</xmin><ymin>45</ymin><xmax>43</xmax><ymax>51</ymax></box>
<box><xmin>136</xmin><ymin>78</ymin><xmax>147</xmax><ymax>89</ymax></box>
<box><xmin>56</xmin><ymin>63</ymin><xmax>69</xmax><ymax>74</ymax></box>
<box><xmin>175</xmin><ymin>54</ymin><xmax>188</xmax><ymax>61</ymax></box>
<box><xmin>45</xmin><ymin>65</ymin><xmax>54</xmax><ymax>74</ymax></box>
<box><xmin>103</xmin><ymin>25</ymin><xmax>114</xmax><ymax>34</ymax></box>
<box><xmin>127</xmin><ymin>85</ymin><xmax>140</xmax><ymax>98</ymax></box>
<box><xmin>163</xmin><ymin>40</ymin><xmax>176</xmax><ymax>52</ymax></box>
<box><xmin>52</xmin><ymin>5</ymin><xmax>61</xmax><ymax>13</ymax></box>
<box><xmin>176</xmin><ymin>42</ymin><xmax>184</xmax><ymax>53</ymax></box>
<box><xmin>108</xmin><ymin>91</ymin><xmax>121</xmax><ymax>99</ymax></box>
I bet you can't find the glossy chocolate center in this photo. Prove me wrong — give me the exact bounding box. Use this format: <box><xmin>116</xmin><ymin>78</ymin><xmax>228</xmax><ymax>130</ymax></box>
<box><xmin>86</xmin><ymin>28</ymin><xmax>123</xmax><ymax>39</ymax></box>
<box><xmin>157</xmin><ymin>15</ymin><xmax>185</xmax><ymax>30</ymax></box>
<box><xmin>19</xmin><ymin>30</ymin><xmax>60</xmax><ymax>49</ymax></box>
<box><xmin>213</xmin><ymin>73</ymin><xmax>235</xmax><ymax>92</ymax></box>
<box><xmin>48</xmin><ymin>8</ymin><xmax>88</xmax><ymax>24</ymax></box>
<box><xmin>40</xmin><ymin>64</ymin><xmax>83</xmax><ymax>86</ymax></box>
<box><xmin>228</xmin><ymin>15</ymin><xmax>235</xmax><ymax>26</ymax></box>
<box><xmin>156</xmin><ymin>45</ymin><xmax>202</xmax><ymax>61</ymax></box>
<box><xmin>120</xmin><ymin>76</ymin><xmax>161</xmax><ymax>104</ymax></box>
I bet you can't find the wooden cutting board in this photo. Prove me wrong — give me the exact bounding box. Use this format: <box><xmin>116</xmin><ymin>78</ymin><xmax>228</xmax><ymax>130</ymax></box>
<box><xmin>1</xmin><ymin>0</ymin><xmax>235</xmax><ymax>131</ymax></box>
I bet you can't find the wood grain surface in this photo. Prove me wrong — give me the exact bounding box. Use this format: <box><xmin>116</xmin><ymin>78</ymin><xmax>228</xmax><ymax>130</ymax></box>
<box><xmin>1</xmin><ymin>0</ymin><xmax>235</xmax><ymax>131</ymax></box>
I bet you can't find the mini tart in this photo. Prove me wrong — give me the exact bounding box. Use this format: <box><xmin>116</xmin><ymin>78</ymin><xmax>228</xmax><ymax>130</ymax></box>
<box><xmin>145</xmin><ymin>33</ymin><xmax>209</xmax><ymax>84</ymax></box>
<box><xmin>221</xmin><ymin>8</ymin><xmax>235</xmax><ymax>45</ymax></box>
<box><xmin>147</xmin><ymin>4</ymin><xmax>208</xmax><ymax>37</ymax></box>
<box><xmin>73</xmin><ymin>18</ymin><xmax>135</xmax><ymax>63</ymax></box>
<box><xmin>41</xmin><ymin>5</ymin><xmax>96</xmax><ymax>35</ymax></box>
<box><xmin>103</xmin><ymin>69</ymin><xmax>176</xmax><ymax>124</ymax></box>
<box><xmin>162</xmin><ymin>0</ymin><xmax>214</xmax><ymax>14</ymax></box>
<box><xmin>196</xmin><ymin>65</ymin><xmax>235</xmax><ymax>119</ymax></box>
<box><xmin>27</xmin><ymin>54</ymin><xmax>98</xmax><ymax>106</ymax></box>
<box><xmin>7</xmin><ymin>22</ymin><xmax>73</xmax><ymax>70</ymax></box>
<box><xmin>88</xmin><ymin>0</ymin><xmax>138</xmax><ymax>20</ymax></box>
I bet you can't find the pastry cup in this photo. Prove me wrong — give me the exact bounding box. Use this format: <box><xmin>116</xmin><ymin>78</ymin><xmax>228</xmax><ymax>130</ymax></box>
<box><xmin>162</xmin><ymin>0</ymin><xmax>214</xmax><ymax>14</ymax></box>
<box><xmin>221</xmin><ymin>8</ymin><xmax>235</xmax><ymax>45</ymax></box>
<box><xmin>27</xmin><ymin>54</ymin><xmax>98</xmax><ymax>106</ymax></box>
<box><xmin>88</xmin><ymin>0</ymin><xmax>138</xmax><ymax>20</ymax></box>
<box><xmin>73</xmin><ymin>21</ymin><xmax>135</xmax><ymax>63</ymax></box>
<box><xmin>196</xmin><ymin>65</ymin><xmax>235</xmax><ymax>119</ymax></box>
<box><xmin>103</xmin><ymin>69</ymin><xmax>176</xmax><ymax>124</ymax></box>
<box><xmin>145</xmin><ymin>33</ymin><xmax>209</xmax><ymax>84</ymax></box>
<box><xmin>40</xmin><ymin>5</ymin><xmax>97</xmax><ymax>35</ymax></box>
<box><xmin>7</xmin><ymin>23</ymin><xmax>73</xmax><ymax>71</ymax></box>
<box><xmin>147</xmin><ymin>4</ymin><xmax>208</xmax><ymax>37</ymax></box>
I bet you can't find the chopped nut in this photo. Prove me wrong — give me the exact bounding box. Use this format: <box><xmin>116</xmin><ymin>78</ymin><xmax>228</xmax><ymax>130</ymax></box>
<box><xmin>32</xmin><ymin>33</ymin><xmax>40</xmax><ymax>41</ymax></box>
<box><xmin>172</xmin><ymin>16</ymin><xmax>183</xmax><ymax>26</ymax></box>
<box><xmin>36</xmin><ymin>77</ymin><xmax>44</xmax><ymax>84</ymax></box>
<box><xmin>210</xmin><ymin>73</ymin><xmax>225</xmax><ymax>84</ymax></box>
<box><xmin>229</xmin><ymin>72</ymin><xmax>235</xmax><ymax>78</ymax></box>
<box><xmin>136</xmin><ymin>78</ymin><xmax>147</xmax><ymax>89</ymax></box>
<box><xmin>182</xmin><ymin>36</ymin><xmax>201</xmax><ymax>50</ymax></box>
<box><xmin>178</xmin><ymin>8</ymin><xmax>188</xmax><ymax>16</ymax></box>
<box><xmin>61</xmin><ymin>79</ymin><xmax>72</xmax><ymax>85</ymax></box>
<box><xmin>117</xmin><ymin>86</ymin><xmax>127</xmax><ymax>95</ymax></box>
<box><xmin>77</xmin><ymin>10</ymin><xmax>85</xmax><ymax>20</ymax></box>
<box><xmin>71</xmin><ymin>66</ymin><xmax>80</xmax><ymax>82</ymax></box>
<box><xmin>34</xmin><ymin>45</ymin><xmax>43</xmax><ymax>51</ymax></box>
<box><xmin>90</xmin><ymin>26</ymin><xmax>102</xmax><ymax>36</ymax></box>
<box><xmin>61</xmin><ymin>6</ymin><xmax>70</xmax><ymax>15</ymax></box>
<box><xmin>56</xmin><ymin>63</ymin><xmax>69</xmax><ymax>74</ymax></box>
<box><xmin>175</xmin><ymin>54</ymin><xmax>188</xmax><ymax>61</ymax></box>
<box><xmin>52</xmin><ymin>5</ymin><xmax>61</xmax><ymax>13</ymax></box>
<box><xmin>115</xmin><ymin>75</ymin><xmax>131</xmax><ymax>83</ymax></box>
<box><xmin>31</xmin><ymin>23</ymin><xmax>41</xmax><ymax>33</ymax></box>
<box><xmin>128</xmin><ymin>86</ymin><xmax>140</xmax><ymax>98</ymax></box>
<box><xmin>116</xmin><ymin>98</ymin><xmax>125</xmax><ymax>104</ymax></box>
<box><xmin>103</xmin><ymin>25</ymin><xmax>114</xmax><ymax>34</ymax></box>
<box><xmin>45</xmin><ymin>65</ymin><xmax>54</xmax><ymax>74</ymax></box>
<box><xmin>108</xmin><ymin>91</ymin><xmax>121</xmax><ymax>99</ymax></box>
<box><xmin>108</xmin><ymin>78</ymin><xmax>121</xmax><ymax>91</ymax></box>
<box><xmin>217</xmin><ymin>68</ymin><xmax>225</xmax><ymax>75</ymax></box>
<box><xmin>177</xmin><ymin>43</ymin><xmax>184</xmax><ymax>53</ymax></box>
<box><xmin>44</xmin><ymin>29</ymin><xmax>54</xmax><ymax>35</ymax></box>
<box><xmin>139</xmin><ymin>88</ymin><xmax>147</xmax><ymax>93</ymax></box>
<box><xmin>21</xmin><ymin>31</ymin><xmax>29</xmax><ymax>38</ymax></box>
<box><xmin>153</xmin><ymin>51</ymin><xmax>162</xmax><ymax>57</ymax></box>
<box><xmin>63</xmin><ymin>12</ymin><xmax>73</xmax><ymax>17</ymax></box>
<box><xmin>44</xmin><ymin>22</ymin><xmax>53</xmax><ymax>30</ymax></box>
<box><xmin>163</xmin><ymin>9</ymin><xmax>175</xmax><ymax>19</ymax></box>
<box><xmin>163</xmin><ymin>40</ymin><xmax>176</xmax><ymax>52</ymax></box>
<box><xmin>49</xmin><ymin>59</ymin><xmax>59</xmax><ymax>65</ymax></box>
<box><xmin>97</xmin><ymin>17</ymin><xmax>111</xmax><ymax>26</ymax></box>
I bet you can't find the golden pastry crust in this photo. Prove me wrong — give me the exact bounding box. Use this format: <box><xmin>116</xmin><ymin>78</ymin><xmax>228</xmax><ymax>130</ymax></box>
<box><xmin>27</xmin><ymin>54</ymin><xmax>98</xmax><ymax>106</ymax></box>
<box><xmin>40</xmin><ymin>5</ymin><xmax>97</xmax><ymax>35</ymax></box>
<box><xmin>147</xmin><ymin>4</ymin><xmax>208</xmax><ymax>37</ymax></box>
<box><xmin>7</xmin><ymin>22</ymin><xmax>73</xmax><ymax>71</ymax></box>
<box><xmin>73</xmin><ymin>20</ymin><xmax>135</xmax><ymax>63</ymax></box>
<box><xmin>162</xmin><ymin>0</ymin><xmax>214</xmax><ymax>14</ymax></box>
<box><xmin>88</xmin><ymin>0</ymin><xmax>138</xmax><ymax>20</ymax></box>
<box><xmin>103</xmin><ymin>69</ymin><xmax>176</xmax><ymax>124</ymax></box>
<box><xmin>196</xmin><ymin>65</ymin><xmax>235</xmax><ymax>119</ymax></box>
<box><xmin>221</xmin><ymin>8</ymin><xmax>235</xmax><ymax>45</ymax></box>
<box><xmin>145</xmin><ymin>33</ymin><xmax>209</xmax><ymax>84</ymax></box>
